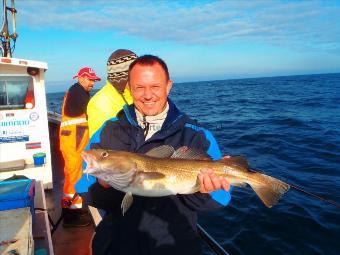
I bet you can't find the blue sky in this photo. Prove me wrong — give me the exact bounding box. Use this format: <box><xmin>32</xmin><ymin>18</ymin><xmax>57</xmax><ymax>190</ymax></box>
<box><xmin>5</xmin><ymin>0</ymin><xmax>340</xmax><ymax>92</ymax></box>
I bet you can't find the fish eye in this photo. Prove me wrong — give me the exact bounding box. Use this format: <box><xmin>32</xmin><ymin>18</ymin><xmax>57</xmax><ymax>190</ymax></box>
<box><xmin>101</xmin><ymin>151</ymin><xmax>109</xmax><ymax>158</ymax></box>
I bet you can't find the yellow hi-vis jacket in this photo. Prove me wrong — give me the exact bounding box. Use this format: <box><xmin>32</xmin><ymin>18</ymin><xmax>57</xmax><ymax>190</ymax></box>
<box><xmin>87</xmin><ymin>81</ymin><xmax>133</xmax><ymax>137</ymax></box>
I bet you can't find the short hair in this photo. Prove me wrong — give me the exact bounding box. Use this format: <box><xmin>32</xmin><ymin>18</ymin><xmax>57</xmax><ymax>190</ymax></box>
<box><xmin>128</xmin><ymin>55</ymin><xmax>170</xmax><ymax>81</ymax></box>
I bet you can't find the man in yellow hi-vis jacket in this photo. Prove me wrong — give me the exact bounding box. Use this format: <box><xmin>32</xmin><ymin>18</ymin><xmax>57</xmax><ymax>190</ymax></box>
<box><xmin>59</xmin><ymin>67</ymin><xmax>100</xmax><ymax>227</ymax></box>
<box><xmin>87</xmin><ymin>49</ymin><xmax>138</xmax><ymax>138</ymax></box>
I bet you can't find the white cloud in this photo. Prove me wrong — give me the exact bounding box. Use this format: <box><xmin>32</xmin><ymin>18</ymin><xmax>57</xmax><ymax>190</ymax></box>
<box><xmin>15</xmin><ymin>0</ymin><xmax>340</xmax><ymax>51</ymax></box>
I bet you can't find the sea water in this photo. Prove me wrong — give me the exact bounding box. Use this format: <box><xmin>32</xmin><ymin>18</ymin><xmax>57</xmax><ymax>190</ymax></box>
<box><xmin>47</xmin><ymin>73</ymin><xmax>340</xmax><ymax>255</ymax></box>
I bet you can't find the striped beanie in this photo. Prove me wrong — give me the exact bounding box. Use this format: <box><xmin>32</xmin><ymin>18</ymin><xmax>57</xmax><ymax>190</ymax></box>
<box><xmin>107</xmin><ymin>49</ymin><xmax>138</xmax><ymax>92</ymax></box>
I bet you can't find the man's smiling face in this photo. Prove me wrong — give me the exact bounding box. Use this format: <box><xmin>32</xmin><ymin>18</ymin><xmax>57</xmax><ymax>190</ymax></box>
<box><xmin>129</xmin><ymin>63</ymin><xmax>172</xmax><ymax>116</ymax></box>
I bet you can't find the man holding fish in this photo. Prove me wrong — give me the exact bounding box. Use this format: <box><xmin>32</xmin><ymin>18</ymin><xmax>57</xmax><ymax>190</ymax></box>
<box><xmin>83</xmin><ymin>55</ymin><xmax>289</xmax><ymax>255</ymax></box>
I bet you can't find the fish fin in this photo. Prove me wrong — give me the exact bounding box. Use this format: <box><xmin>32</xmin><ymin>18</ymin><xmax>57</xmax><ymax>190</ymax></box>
<box><xmin>137</xmin><ymin>171</ymin><xmax>166</xmax><ymax>180</ymax></box>
<box><xmin>249</xmin><ymin>173</ymin><xmax>290</xmax><ymax>208</ymax></box>
<box><xmin>171</xmin><ymin>146</ymin><xmax>212</xmax><ymax>160</ymax></box>
<box><xmin>121</xmin><ymin>192</ymin><xmax>133</xmax><ymax>216</ymax></box>
<box><xmin>221</xmin><ymin>156</ymin><xmax>249</xmax><ymax>170</ymax></box>
<box><xmin>145</xmin><ymin>145</ymin><xmax>175</xmax><ymax>158</ymax></box>
<box><xmin>192</xmin><ymin>176</ymin><xmax>201</xmax><ymax>192</ymax></box>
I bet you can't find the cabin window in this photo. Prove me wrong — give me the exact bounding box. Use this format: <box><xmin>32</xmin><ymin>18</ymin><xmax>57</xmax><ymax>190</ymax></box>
<box><xmin>0</xmin><ymin>76</ymin><xmax>35</xmax><ymax>110</ymax></box>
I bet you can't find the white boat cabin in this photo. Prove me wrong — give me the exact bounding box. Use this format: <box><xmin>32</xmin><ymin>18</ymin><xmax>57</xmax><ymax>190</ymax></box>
<box><xmin>0</xmin><ymin>57</ymin><xmax>53</xmax><ymax>188</ymax></box>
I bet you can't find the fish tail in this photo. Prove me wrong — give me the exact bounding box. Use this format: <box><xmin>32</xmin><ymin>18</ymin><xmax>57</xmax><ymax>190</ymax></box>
<box><xmin>248</xmin><ymin>173</ymin><xmax>290</xmax><ymax>208</ymax></box>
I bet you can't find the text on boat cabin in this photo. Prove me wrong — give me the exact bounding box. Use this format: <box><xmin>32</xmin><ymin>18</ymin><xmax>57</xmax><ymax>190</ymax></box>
<box><xmin>0</xmin><ymin>57</ymin><xmax>53</xmax><ymax>188</ymax></box>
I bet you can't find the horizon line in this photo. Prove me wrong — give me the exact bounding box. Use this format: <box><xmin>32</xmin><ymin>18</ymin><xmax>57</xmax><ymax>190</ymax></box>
<box><xmin>46</xmin><ymin>71</ymin><xmax>340</xmax><ymax>94</ymax></box>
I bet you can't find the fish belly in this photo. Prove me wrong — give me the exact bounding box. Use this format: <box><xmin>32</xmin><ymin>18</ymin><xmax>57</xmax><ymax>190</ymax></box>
<box><xmin>127</xmin><ymin>176</ymin><xmax>198</xmax><ymax>197</ymax></box>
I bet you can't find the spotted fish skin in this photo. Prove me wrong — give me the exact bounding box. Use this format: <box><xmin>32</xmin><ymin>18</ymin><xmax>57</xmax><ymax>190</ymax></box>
<box><xmin>82</xmin><ymin>146</ymin><xmax>290</xmax><ymax>212</ymax></box>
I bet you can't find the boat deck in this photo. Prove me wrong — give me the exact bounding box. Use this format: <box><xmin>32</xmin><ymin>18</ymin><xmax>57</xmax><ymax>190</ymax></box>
<box><xmin>47</xmin><ymin>119</ymin><xmax>95</xmax><ymax>255</ymax></box>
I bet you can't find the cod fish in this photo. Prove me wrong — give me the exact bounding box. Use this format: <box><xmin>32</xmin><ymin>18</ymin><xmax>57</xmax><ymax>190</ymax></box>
<box><xmin>82</xmin><ymin>145</ymin><xmax>290</xmax><ymax>215</ymax></box>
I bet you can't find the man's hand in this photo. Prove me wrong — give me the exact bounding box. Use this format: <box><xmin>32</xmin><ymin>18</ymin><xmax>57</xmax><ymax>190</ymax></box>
<box><xmin>198</xmin><ymin>168</ymin><xmax>230</xmax><ymax>193</ymax></box>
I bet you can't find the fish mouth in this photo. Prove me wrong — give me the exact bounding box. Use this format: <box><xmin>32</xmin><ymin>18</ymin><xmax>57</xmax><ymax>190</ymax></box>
<box><xmin>81</xmin><ymin>151</ymin><xmax>99</xmax><ymax>174</ymax></box>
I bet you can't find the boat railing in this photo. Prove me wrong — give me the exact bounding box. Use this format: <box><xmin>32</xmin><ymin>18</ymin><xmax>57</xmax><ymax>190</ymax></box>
<box><xmin>47</xmin><ymin>110</ymin><xmax>61</xmax><ymax>125</ymax></box>
<box><xmin>197</xmin><ymin>223</ymin><xmax>229</xmax><ymax>255</ymax></box>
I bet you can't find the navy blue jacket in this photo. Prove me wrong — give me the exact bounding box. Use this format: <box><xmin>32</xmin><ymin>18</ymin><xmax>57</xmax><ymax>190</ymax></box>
<box><xmin>88</xmin><ymin>101</ymin><xmax>231</xmax><ymax>255</ymax></box>
<box><xmin>64</xmin><ymin>83</ymin><xmax>90</xmax><ymax>117</ymax></box>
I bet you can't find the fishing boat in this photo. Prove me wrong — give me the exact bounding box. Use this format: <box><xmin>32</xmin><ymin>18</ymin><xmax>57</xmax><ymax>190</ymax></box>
<box><xmin>0</xmin><ymin>1</ymin><xmax>229</xmax><ymax>254</ymax></box>
<box><xmin>0</xmin><ymin>51</ymin><xmax>95</xmax><ymax>253</ymax></box>
<box><xmin>0</xmin><ymin>4</ymin><xmax>54</xmax><ymax>255</ymax></box>
<box><xmin>0</xmin><ymin>1</ymin><xmax>94</xmax><ymax>254</ymax></box>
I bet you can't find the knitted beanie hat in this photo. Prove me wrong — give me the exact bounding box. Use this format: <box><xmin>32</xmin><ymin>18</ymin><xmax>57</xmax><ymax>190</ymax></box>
<box><xmin>107</xmin><ymin>49</ymin><xmax>138</xmax><ymax>92</ymax></box>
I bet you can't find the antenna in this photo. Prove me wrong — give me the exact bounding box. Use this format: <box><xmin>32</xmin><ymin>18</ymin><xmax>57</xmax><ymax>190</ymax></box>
<box><xmin>0</xmin><ymin>0</ymin><xmax>17</xmax><ymax>58</ymax></box>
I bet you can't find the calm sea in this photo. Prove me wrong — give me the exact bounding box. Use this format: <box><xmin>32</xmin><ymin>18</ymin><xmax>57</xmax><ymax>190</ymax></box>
<box><xmin>47</xmin><ymin>73</ymin><xmax>340</xmax><ymax>255</ymax></box>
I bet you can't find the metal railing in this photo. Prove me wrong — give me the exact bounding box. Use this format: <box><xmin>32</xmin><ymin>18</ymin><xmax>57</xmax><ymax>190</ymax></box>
<box><xmin>197</xmin><ymin>223</ymin><xmax>229</xmax><ymax>255</ymax></box>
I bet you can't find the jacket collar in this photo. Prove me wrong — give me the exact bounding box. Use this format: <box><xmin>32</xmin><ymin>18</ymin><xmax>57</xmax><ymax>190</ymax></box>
<box><xmin>74</xmin><ymin>82</ymin><xmax>90</xmax><ymax>95</ymax></box>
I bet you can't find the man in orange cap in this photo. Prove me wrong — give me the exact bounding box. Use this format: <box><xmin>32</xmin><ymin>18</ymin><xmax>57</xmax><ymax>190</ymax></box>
<box><xmin>59</xmin><ymin>67</ymin><xmax>100</xmax><ymax>227</ymax></box>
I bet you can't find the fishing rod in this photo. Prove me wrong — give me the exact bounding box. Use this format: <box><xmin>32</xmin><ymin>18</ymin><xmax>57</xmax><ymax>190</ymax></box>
<box><xmin>0</xmin><ymin>0</ymin><xmax>17</xmax><ymax>57</ymax></box>
<box><xmin>250</xmin><ymin>168</ymin><xmax>340</xmax><ymax>209</ymax></box>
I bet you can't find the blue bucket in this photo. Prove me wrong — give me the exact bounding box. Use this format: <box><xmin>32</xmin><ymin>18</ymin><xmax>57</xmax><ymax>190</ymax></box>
<box><xmin>33</xmin><ymin>152</ymin><xmax>46</xmax><ymax>166</ymax></box>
